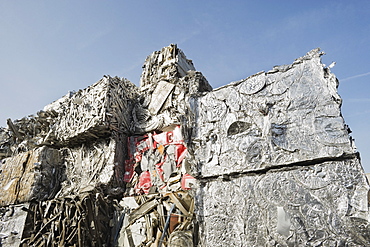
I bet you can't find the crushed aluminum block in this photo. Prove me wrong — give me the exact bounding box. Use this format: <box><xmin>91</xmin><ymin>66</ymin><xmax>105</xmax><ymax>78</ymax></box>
<box><xmin>140</xmin><ymin>44</ymin><xmax>196</xmax><ymax>88</ymax></box>
<box><xmin>0</xmin><ymin>147</ymin><xmax>61</xmax><ymax>206</ymax></box>
<box><xmin>191</xmin><ymin>48</ymin><xmax>356</xmax><ymax>177</ymax></box>
<box><xmin>196</xmin><ymin>157</ymin><xmax>370</xmax><ymax>246</ymax></box>
<box><xmin>59</xmin><ymin>138</ymin><xmax>123</xmax><ymax>197</ymax></box>
<box><xmin>50</xmin><ymin>76</ymin><xmax>138</xmax><ymax>146</ymax></box>
<box><xmin>0</xmin><ymin>204</ymin><xmax>29</xmax><ymax>247</ymax></box>
<box><xmin>0</xmin><ymin>76</ymin><xmax>138</xmax><ymax>157</ymax></box>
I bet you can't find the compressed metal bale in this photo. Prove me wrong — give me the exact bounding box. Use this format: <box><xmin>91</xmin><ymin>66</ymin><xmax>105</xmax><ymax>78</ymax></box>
<box><xmin>0</xmin><ymin>204</ymin><xmax>29</xmax><ymax>246</ymax></box>
<box><xmin>191</xmin><ymin>49</ymin><xmax>355</xmax><ymax>177</ymax></box>
<box><xmin>49</xmin><ymin>76</ymin><xmax>138</xmax><ymax>146</ymax></box>
<box><xmin>0</xmin><ymin>147</ymin><xmax>61</xmax><ymax>206</ymax></box>
<box><xmin>196</xmin><ymin>158</ymin><xmax>369</xmax><ymax>246</ymax></box>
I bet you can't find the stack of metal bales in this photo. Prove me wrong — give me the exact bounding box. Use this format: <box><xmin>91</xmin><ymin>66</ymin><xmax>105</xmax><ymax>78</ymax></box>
<box><xmin>1</xmin><ymin>44</ymin><xmax>369</xmax><ymax>247</ymax></box>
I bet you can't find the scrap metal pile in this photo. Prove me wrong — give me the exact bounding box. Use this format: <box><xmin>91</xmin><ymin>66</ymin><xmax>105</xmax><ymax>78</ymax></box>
<box><xmin>1</xmin><ymin>44</ymin><xmax>370</xmax><ymax>246</ymax></box>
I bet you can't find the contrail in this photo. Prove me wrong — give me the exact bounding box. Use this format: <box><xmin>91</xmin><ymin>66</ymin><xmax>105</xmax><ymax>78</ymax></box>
<box><xmin>341</xmin><ymin>71</ymin><xmax>370</xmax><ymax>82</ymax></box>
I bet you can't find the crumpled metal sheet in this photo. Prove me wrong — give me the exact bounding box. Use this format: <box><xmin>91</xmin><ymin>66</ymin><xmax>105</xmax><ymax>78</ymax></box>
<box><xmin>191</xmin><ymin>49</ymin><xmax>355</xmax><ymax>178</ymax></box>
<box><xmin>196</xmin><ymin>157</ymin><xmax>370</xmax><ymax>246</ymax></box>
<box><xmin>148</xmin><ymin>81</ymin><xmax>175</xmax><ymax>115</ymax></box>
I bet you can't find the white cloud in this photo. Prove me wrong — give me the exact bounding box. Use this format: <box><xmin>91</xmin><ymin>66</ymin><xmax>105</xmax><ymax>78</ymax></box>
<box><xmin>348</xmin><ymin>98</ymin><xmax>370</xmax><ymax>102</ymax></box>
<box><xmin>341</xmin><ymin>71</ymin><xmax>370</xmax><ymax>82</ymax></box>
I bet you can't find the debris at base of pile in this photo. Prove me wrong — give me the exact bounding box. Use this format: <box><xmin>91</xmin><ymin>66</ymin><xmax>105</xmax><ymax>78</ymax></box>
<box><xmin>115</xmin><ymin>190</ymin><xmax>195</xmax><ymax>247</ymax></box>
<box><xmin>21</xmin><ymin>190</ymin><xmax>115</xmax><ymax>247</ymax></box>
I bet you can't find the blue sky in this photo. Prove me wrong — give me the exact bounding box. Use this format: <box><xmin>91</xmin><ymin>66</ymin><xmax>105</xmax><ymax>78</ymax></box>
<box><xmin>1</xmin><ymin>1</ymin><xmax>369</xmax><ymax>171</ymax></box>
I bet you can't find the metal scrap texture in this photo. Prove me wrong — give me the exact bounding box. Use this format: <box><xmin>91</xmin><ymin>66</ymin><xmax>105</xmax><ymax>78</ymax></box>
<box><xmin>0</xmin><ymin>44</ymin><xmax>369</xmax><ymax>246</ymax></box>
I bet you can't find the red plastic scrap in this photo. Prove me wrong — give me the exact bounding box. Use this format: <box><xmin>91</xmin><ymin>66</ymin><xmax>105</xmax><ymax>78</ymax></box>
<box><xmin>135</xmin><ymin>171</ymin><xmax>152</xmax><ymax>194</ymax></box>
<box><xmin>153</xmin><ymin>131</ymin><xmax>168</xmax><ymax>146</ymax></box>
<box><xmin>181</xmin><ymin>173</ymin><xmax>196</xmax><ymax>190</ymax></box>
<box><xmin>124</xmin><ymin>126</ymin><xmax>189</xmax><ymax>189</ymax></box>
<box><xmin>135</xmin><ymin>153</ymin><xmax>142</xmax><ymax>163</ymax></box>
<box><xmin>175</xmin><ymin>144</ymin><xmax>187</xmax><ymax>167</ymax></box>
<box><xmin>135</xmin><ymin>137</ymin><xmax>149</xmax><ymax>154</ymax></box>
<box><xmin>152</xmin><ymin>125</ymin><xmax>184</xmax><ymax>146</ymax></box>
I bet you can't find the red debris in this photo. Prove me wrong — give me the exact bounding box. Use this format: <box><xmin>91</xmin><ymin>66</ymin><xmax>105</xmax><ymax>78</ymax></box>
<box><xmin>135</xmin><ymin>171</ymin><xmax>152</xmax><ymax>194</ymax></box>
<box><xmin>181</xmin><ymin>173</ymin><xmax>196</xmax><ymax>190</ymax></box>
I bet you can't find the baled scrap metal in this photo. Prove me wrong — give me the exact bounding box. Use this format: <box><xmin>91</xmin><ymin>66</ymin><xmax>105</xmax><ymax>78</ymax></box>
<box><xmin>191</xmin><ymin>49</ymin><xmax>370</xmax><ymax>246</ymax></box>
<box><xmin>0</xmin><ymin>79</ymin><xmax>134</xmax><ymax>246</ymax></box>
<box><xmin>191</xmin><ymin>48</ymin><xmax>355</xmax><ymax>177</ymax></box>
<box><xmin>0</xmin><ymin>44</ymin><xmax>202</xmax><ymax>247</ymax></box>
<box><xmin>196</xmin><ymin>158</ymin><xmax>370</xmax><ymax>246</ymax></box>
<box><xmin>0</xmin><ymin>147</ymin><xmax>61</xmax><ymax>207</ymax></box>
<box><xmin>1</xmin><ymin>44</ymin><xmax>369</xmax><ymax>246</ymax></box>
<box><xmin>0</xmin><ymin>76</ymin><xmax>137</xmax><ymax>160</ymax></box>
<box><xmin>0</xmin><ymin>204</ymin><xmax>29</xmax><ymax>246</ymax></box>
<box><xmin>51</xmin><ymin>76</ymin><xmax>138</xmax><ymax>146</ymax></box>
<box><xmin>117</xmin><ymin>45</ymin><xmax>213</xmax><ymax>246</ymax></box>
<box><xmin>59</xmin><ymin>138</ymin><xmax>119</xmax><ymax>197</ymax></box>
<box><xmin>0</xmin><ymin>111</ymin><xmax>58</xmax><ymax>159</ymax></box>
